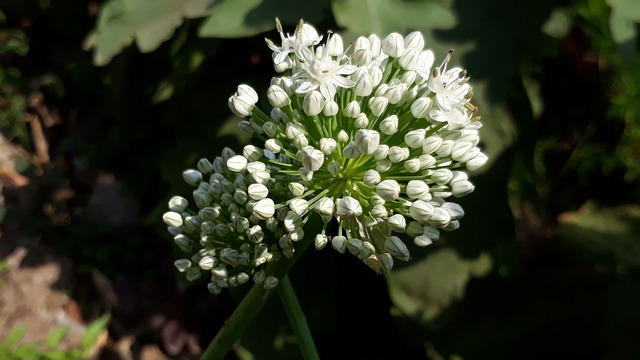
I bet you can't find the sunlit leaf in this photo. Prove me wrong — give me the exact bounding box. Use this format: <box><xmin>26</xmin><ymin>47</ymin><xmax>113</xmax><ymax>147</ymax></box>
<box><xmin>607</xmin><ymin>0</ymin><xmax>640</xmax><ymax>22</ymax></box>
<box><xmin>86</xmin><ymin>0</ymin><xmax>216</xmax><ymax>66</ymax></box>
<box><xmin>387</xmin><ymin>249</ymin><xmax>493</xmax><ymax>323</ymax></box>
<box><xmin>198</xmin><ymin>0</ymin><xmax>331</xmax><ymax>38</ymax></box>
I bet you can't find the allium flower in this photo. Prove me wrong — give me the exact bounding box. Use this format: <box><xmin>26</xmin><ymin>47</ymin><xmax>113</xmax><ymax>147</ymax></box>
<box><xmin>163</xmin><ymin>147</ymin><xmax>302</xmax><ymax>294</ymax></box>
<box><xmin>222</xmin><ymin>19</ymin><xmax>489</xmax><ymax>275</ymax></box>
<box><xmin>265</xmin><ymin>18</ymin><xmax>323</xmax><ymax>71</ymax></box>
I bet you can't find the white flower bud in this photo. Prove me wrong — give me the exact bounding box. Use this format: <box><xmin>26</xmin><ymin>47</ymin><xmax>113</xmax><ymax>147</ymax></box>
<box><xmin>326</xmin><ymin>33</ymin><xmax>344</xmax><ymax>56</ymax></box>
<box><xmin>233</xmin><ymin>189</ymin><xmax>248</xmax><ymax>205</ymax></box>
<box><xmin>315</xmin><ymin>234</ymin><xmax>329</xmax><ymax>250</ymax></box>
<box><xmin>444</xmin><ymin>220</ymin><xmax>460</xmax><ymax>231</ymax></box>
<box><xmin>410</xmin><ymin>97</ymin><xmax>432</xmax><ymax>119</ymax></box>
<box><xmin>288</xmin><ymin>182</ymin><xmax>305</xmax><ymax>196</ymax></box>
<box><xmin>354</xmin><ymin>48</ymin><xmax>372</xmax><ymax>66</ymax></box>
<box><xmin>373</xmin><ymin>144</ymin><xmax>389</xmax><ymax>160</ymax></box>
<box><xmin>298</xmin><ymin>168</ymin><xmax>313</xmax><ymax>182</ymax></box>
<box><xmin>323</xmin><ymin>101</ymin><xmax>339</xmax><ymax>116</ymax></box>
<box><xmin>376</xmin><ymin>159</ymin><xmax>392</xmax><ymax>173</ymax></box>
<box><xmin>388</xmin><ymin>146</ymin><xmax>409</xmax><ymax>163</ymax></box>
<box><xmin>228</xmin><ymin>84</ymin><xmax>258</xmax><ymax>117</ymax></box>
<box><xmin>398</xmin><ymin>47</ymin><xmax>420</xmax><ymax>70</ymax></box>
<box><xmin>267</xmin><ymin>85</ymin><xmax>291</xmax><ymax>108</ymax></box>
<box><xmin>337</xmin><ymin>196</ymin><xmax>363</xmax><ymax>217</ymax></box>
<box><xmin>354</xmin><ymin>36</ymin><xmax>370</xmax><ymax>51</ymax></box>
<box><xmin>163</xmin><ymin>211</ymin><xmax>183</xmax><ymax>227</ymax></box>
<box><xmin>243</xmin><ymin>145</ymin><xmax>263</xmax><ymax>162</ymax></box>
<box><xmin>249</xmin><ymin>119</ymin><xmax>264</xmax><ymax>134</ymax></box>
<box><xmin>380</xmin><ymin>115</ymin><xmax>398</xmax><ymax>135</ymax></box>
<box><xmin>300</xmin><ymin>147</ymin><xmax>324</xmax><ymax>171</ymax></box>
<box><xmin>418</xmin><ymin>154</ymin><xmax>437</xmax><ymax>169</ymax></box>
<box><xmin>246</xmin><ymin>161</ymin><xmax>266</xmax><ymax>173</ymax></box>
<box><xmin>451</xmin><ymin>141</ymin><xmax>473</xmax><ymax>162</ymax></box>
<box><xmin>436</xmin><ymin>139</ymin><xmax>455</xmax><ymax>157</ymax></box>
<box><xmin>343</xmin><ymin>101</ymin><xmax>361</xmax><ymax>118</ymax></box>
<box><xmin>346</xmin><ymin>238</ymin><xmax>364</xmax><ymax>257</ymax></box>
<box><xmin>285</xmin><ymin>122</ymin><xmax>304</xmax><ymax>139</ymax></box>
<box><xmin>363</xmin><ymin>169</ymin><xmax>381</xmax><ymax>186</ymax></box>
<box><xmin>315</xmin><ymin>197</ymin><xmax>334</xmax><ymax>216</ymax></box>
<box><xmin>265</xmin><ymin>217</ymin><xmax>278</xmax><ymax>232</ymax></box>
<box><xmin>219</xmin><ymin>248</ymin><xmax>240</xmax><ymax>266</ymax></box>
<box><xmin>368</xmin><ymin>34</ymin><xmax>382</xmax><ymax>56</ymax></box>
<box><xmin>303</xmin><ymin>90</ymin><xmax>324</xmax><ymax>116</ymax></box>
<box><xmin>185</xmin><ymin>267</ymin><xmax>201</xmax><ymax>281</ymax></box>
<box><xmin>227</xmin><ymin>155</ymin><xmax>248</xmax><ymax>172</ymax></box>
<box><xmin>354</xmin><ymin>129</ymin><xmax>380</xmax><ymax>155</ymax></box>
<box><xmin>369</xmin><ymin>96</ymin><xmax>389</xmax><ymax>117</ymax></box>
<box><xmin>167</xmin><ymin>226</ymin><xmax>182</xmax><ymax>236</ymax></box>
<box><xmin>289</xmin><ymin>198</ymin><xmax>309</xmax><ymax>216</ymax></box>
<box><xmin>274</xmin><ymin>56</ymin><xmax>292</xmax><ymax>72</ymax></box>
<box><xmin>247</xmin><ymin>225</ymin><xmax>264</xmax><ymax>243</ymax></box>
<box><xmin>379</xmin><ymin>253</ymin><xmax>394</xmax><ymax>273</ymax></box>
<box><xmin>337</xmin><ymin>130</ymin><xmax>349</xmax><ymax>143</ymax></box>
<box><xmin>253</xmin><ymin>198</ymin><xmax>275</xmax><ymax>220</ymax></box>
<box><xmin>404</xmin><ymin>158</ymin><xmax>421</xmax><ymax>173</ymax></box>
<box><xmin>410</xmin><ymin>200</ymin><xmax>434</xmax><ymax>223</ymax></box>
<box><xmin>414</xmin><ymin>234</ymin><xmax>433</xmax><ymax>247</ymax></box>
<box><xmin>168</xmin><ymin>196</ymin><xmax>189</xmax><ymax>212</ymax></box>
<box><xmin>354</xmin><ymin>113</ymin><xmax>369</xmax><ymax>128</ymax></box>
<box><xmin>376</xmin><ymin>179</ymin><xmax>401</xmax><ymax>201</ymax></box>
<box><xmin>428</xmin><ymin>207</ymin><xmax>451</xmax><ymax>228</ymax></box>
<box><xmin>197</xmin><ymin>158</ymin><xmax>213</xmax><ymax>174</ymax></box>
<box><xmin>406</xmin><ymin>221</ymin><xmax>424</xmax><ymax>237</ymax></box>
<box><xmin>174</xmin><ymin>259</ymin><xmax>191</xmax><ymax>273</ymax></box>
<box><xmin>451</xmin><ymin>180</ymin><xmax>475</xmax><ymax>197</ymax></box>
<box><xmin>466</xmin><ymin>152</ymin><xmax>488</xmax><ymax>171</ymax></box>
<box><xmin>422</xmin><ymin>135</ymin><xmax>443</xmax><ymax>154</ymax></box>
<box><xmin>327</xmin><ymin>160</ymin><xmax>341</xmax><ymax>175</ymax></box>
<box><xmin>265</xmin><ymin>138</ymin><xmax>283</xmax><ymax>153</ymax></box>
<box><xmin>441</xmin><ymin>202</ymin><xmax>464</xmax><ymax>220</ymax></box>
<box><xmin>458</xmin><ymin>146</ymin><xmax>480</xmax><ymax>164</ymax></box>
<box><xmin>450</xmin><ymin>171</ymin><xmax>468</xmax><ymax>183</ymax></box>
<box><xmin>404</xmin><ymin>31</ymin><xmax>425</xmax><ymax>50</ymax></box>
<box><xmin>293</xmin><ymin>134</ymin><xmax>309</xmax><ymax>149</ymax></box>
<box><xmin>331</xmin><ymin>235</ymin><xmax>347</xmax><ymax>253</ymax></box>
<box><xmin>385</xmin><ymin>83</ymin><xmax>407</xmax><ymax>104</ymax></box>
<box><xmin>198</xmin><ymin>256</ymin><xmax>216</xmax><ymax>270</ymax></box>
<box><xmin>385</xmin><ymin>236</ymin><xmax>410</xmax><ymax>261</ymax></box>
<box><xmin>354</xmin><ymin>73</ymin><xmax>374</xmax><ymax>96</ymax></box>
<box><xmin>319</xmin><ymin>138</ymin><xmax>338</xmax><ymax>155</ymax></box>
<box><xmin>263</xmin><ymin>276</ymin><xmax>279</xmax><ymax>289</ymax></box>
<box><xmin>253</xmin><ymin>270</ymin><xmax>266</xmax><ymax>284</ymax></box>
<box><xmin>251</xmin><ymin>170</ymin><xmax>271</xmax><ymax>184</ymax></box>
<box><xmin>431</xmin><ymin>168</ymin><xmax>453</xmax><ymax>184</ymax></box>
<box><xmin>406</xmin><ymin>180</ymin><xmax>430</xmax><ymax>200</ymax></box>
<box><xmin>248</xmin><ymin>183</ymin><xmax>269</xmax><ymax>200</ymax></box>
<box><xmin>371</xmin><ymin>195</ymin><xmax>385</xmax><ymax>206</ymax></box>
<box><xmin>182</xmin><ymin>169</ymin><xmax>202</xmax><ymax>186</ymax></box>
<box><xmin>381</xmin><ymin>32</ymin><xmax>404</xmax><ymax>57</ymax></box>
<box><xmin>343</xmin><ymin>142</ymin><xmax>361</xmax><ymax>159</ymax></box>
<box><xmin>233</xmin><ymin>216</ymin><xmax>250</xmax><ymax>233</ymax></box>
<box><xmin>284</xmin><ymin>212</ymin><xmax>301</xmax><ymax>233</ymax></box>
<box><xmin>387</xmin><ymin>214</ymin><xmax>406</xmax><ymax>233</ymax></box>
<box><xmin>400</xmin><ymin>71</ymin><xmax>417</xmax><ymax>85</ymax></box>
<box><xmin>371</xmin><ymin>204</ymin><xmax>388</xmax><ymax>218</ymax></box>
<box><xmin>404</xmin><ymin>129</ymin><xmax>426</xmax><ymax>149</ymax></box>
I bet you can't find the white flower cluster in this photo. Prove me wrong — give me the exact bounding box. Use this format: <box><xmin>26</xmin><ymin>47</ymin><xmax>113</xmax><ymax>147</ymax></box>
<box><xmin>162</xmin><ymin>147</ymin><xmax>292</xmax><ymax>294</ymax></box>
<box><xmin>166</xmin><ymin>18</ymin><xmax>489</xmax><ymax>294</ymax></box>
<box><xmin>227</xmin><ymin>19</ymin><xmax>489</xmax><ymax>275</ymax></box>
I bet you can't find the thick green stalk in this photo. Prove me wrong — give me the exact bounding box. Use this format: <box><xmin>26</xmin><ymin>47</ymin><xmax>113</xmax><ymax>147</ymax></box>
<box><xmin>200</xmin><ymin>237</ymin><xmax>313</xmax><ymax>360</ymax></box>
<box><xmin>278</xmin><ymin>275</ymin><xmax>320</xmax><ymax>360</ymax></box>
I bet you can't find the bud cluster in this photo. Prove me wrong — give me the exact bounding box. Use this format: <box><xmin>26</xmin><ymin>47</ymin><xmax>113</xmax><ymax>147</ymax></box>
<box><xmin>168</xmin><ymin>19</ymin><xmax>489</xmax><ymax>293</ymax></box>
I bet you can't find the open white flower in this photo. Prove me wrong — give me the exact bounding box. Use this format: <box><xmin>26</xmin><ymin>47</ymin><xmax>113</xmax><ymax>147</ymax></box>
<box><xmin>265</xmin><ymin>18</ymin><xmax>323</xmax><ymax>66</ymax></box>
<box><xmin>294</xmin><ymin>41</ymin><xmax>357</xmax><ymax>101</ymax></box>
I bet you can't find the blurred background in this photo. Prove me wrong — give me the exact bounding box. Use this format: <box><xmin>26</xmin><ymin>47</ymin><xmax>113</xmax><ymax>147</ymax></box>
<box><xmin>1</xmin><ymin>0</ymin><xmax>639</xmax><ymax>359</ymax></box>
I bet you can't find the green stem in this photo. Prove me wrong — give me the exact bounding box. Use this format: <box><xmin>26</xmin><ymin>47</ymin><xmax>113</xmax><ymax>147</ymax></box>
<box><xmin>277</xmin><ymin>275</ymin><xmax>320</xmax><ymax>360</ymax></box>
<box><xmin>200</xmin><ymin>237</ymin><xmax>314</xmax><ymax>360</ymax></box>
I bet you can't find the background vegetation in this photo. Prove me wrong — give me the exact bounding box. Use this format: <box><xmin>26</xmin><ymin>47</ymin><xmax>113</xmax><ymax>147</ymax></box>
<box><xmin>1</xmin><ymin>0</ymin><xmax>639</xmax><ymax>359</ymax></box>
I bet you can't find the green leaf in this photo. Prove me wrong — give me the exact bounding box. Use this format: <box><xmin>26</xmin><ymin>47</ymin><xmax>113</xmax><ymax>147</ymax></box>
<box><xmin>86</xmin><ymin>0</ymin><xmax>216</xmax><ymax>66</ymax></box>
<box><xmin>46</xmin><ymin>327</ymin><xmax>69</xmax><ymax>350</ymax></box>
<box><xmin>556</xmin><ymin>201</ymin><xmax>640</xmax><ymax>268</ymax></box>
<box><xmin>331</xmin><ymin>0</ymin><xmax>456</xmax><ymax>36</ymax></box>
<box><xmin>609</xmin><ymin>9</ymin><xmax>637</xmax><ymax>44</ymax></box>
<box><xmin>198</xmin><ymin>0</ymin><xmax>331</xmax><ymax>38</ymax></box>
<box><xmin>386</xmin><ymin>249</ymin><xmax>493</xmax><ymax>323</ymax></box>
<box><xmin>3</xmin><ymin>326</ymin><xmax>28</xmax><ymax>348</ymax></box>
<box><xmin>607</xmin><ymin>0</ymin><xmax>640</xmax><ymax>22</ymax></box>
<box><xmin>81</xmin><ymin>314</ymin><xmax>110</xmax><ymax>351</ymax></box>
